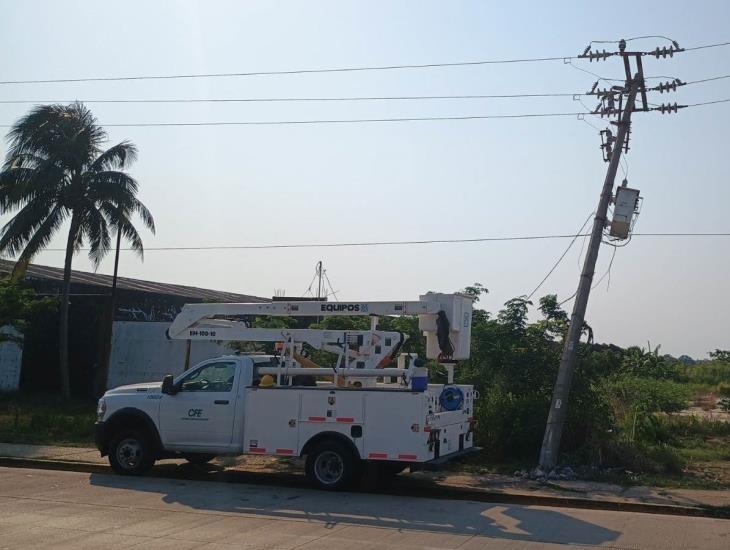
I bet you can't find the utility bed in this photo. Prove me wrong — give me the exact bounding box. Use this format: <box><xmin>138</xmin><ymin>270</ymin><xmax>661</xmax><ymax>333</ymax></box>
<box><xmin>243</xmin><ymin>383</ymin><xmax>476</xmax><ymax>462</ymax></box>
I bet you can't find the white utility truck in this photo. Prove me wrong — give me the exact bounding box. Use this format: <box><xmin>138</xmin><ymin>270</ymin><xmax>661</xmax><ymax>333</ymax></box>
<box><xmin>95</xmin><ymin>293</ymin><xmax>478</xmax><ymax>489</ymax></box>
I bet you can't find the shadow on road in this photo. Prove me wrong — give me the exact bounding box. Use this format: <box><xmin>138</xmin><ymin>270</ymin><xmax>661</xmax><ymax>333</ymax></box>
<box><xmin>90</xmin><ymin>471</ymin><xmax>621</xmax><ymax>546</ymax></box>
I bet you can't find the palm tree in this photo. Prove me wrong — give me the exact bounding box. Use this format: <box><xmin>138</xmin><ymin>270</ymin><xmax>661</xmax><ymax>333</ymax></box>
<box><xmin>0</xmin><ymin>102</ymin><xmax>154</xmax><ymax>398</ymax></box>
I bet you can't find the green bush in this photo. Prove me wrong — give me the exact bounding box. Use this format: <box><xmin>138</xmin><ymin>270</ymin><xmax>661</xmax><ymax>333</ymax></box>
<box><xmin>679</xmin><ymin>362</ymin><xmax>730</xmax><ymax>386</ymax></box>
<box><xmin>602</xmin><ymin>440</ymin><xmax>686</xmax><ymax>474</ymax></box>
<box><xmin>475</xmin><ymin>388</ymin><xmax>549</xmax><ymax>461</ymax></box>
<box><xmin>601</xmin><ymin>375</ymin><xmax>691</xmax><ymax>417</ymax></box>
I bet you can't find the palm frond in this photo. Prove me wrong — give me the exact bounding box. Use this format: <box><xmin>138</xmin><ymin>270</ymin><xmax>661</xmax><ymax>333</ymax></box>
<box><xmin>0</xmin><ymin>162</ymin><xmax>64</xmax><ymax>212</ymax></box>
<box><xmin>6</xmin><ymin>103</ymin><xmax>105</xmax><ymax>171</ymax></box>
<box><xmin>99</xmin><ymin>204</ymin><xmax>145</xmax><ymax>259</ymax></box>
<box><xmin>80</xmin><ymin>207</ymin><xmax>111</xmax><ymax>268</ymax></box>
<box><xmin>133</xmin><ymin>199</ymin><xmax>156</xmax><ymax>233</ymax></box>
<box><xmin>89</xmin><ymin>141</ymin><xmax>138</xmax><ymax>172</ymax></box>
<box><xmin>10</xmin><ymin>205</ymin><xmax>67</xmax><ymax>278</ymax></box>
<box><xmin>119</xmin><ymin>219</ymin><xmax>144</xmax><ymax>259</ymax></box>
<box><xmin>86</xmin><ymin>170</ymin><xmax>140</xmax><ymax>197</ymax></box>
<box><xmin>0</xmin><ymin>196</ymin><xmax>60</xmax><ymax>256</ymax></box>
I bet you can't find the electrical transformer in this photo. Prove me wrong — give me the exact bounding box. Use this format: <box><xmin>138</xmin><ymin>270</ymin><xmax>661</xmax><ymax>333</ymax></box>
<box><xmin>609</xmin><ymin>186</ymin><xmax>640</xmax><ymax>239</ymax></box>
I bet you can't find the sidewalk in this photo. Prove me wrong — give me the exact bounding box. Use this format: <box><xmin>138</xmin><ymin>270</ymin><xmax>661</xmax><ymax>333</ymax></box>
<box><xmin>1</xmin><ymin>442</ymin><xmax>728</xmax><ymax>516</ymax></box>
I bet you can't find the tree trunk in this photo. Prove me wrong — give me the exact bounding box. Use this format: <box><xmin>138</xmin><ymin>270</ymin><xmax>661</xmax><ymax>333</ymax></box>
<box><xmin>58</xmin><ymin>215</ymin><xmax>79</xmax><ymax>399</ymax></box>
<box><xmin>95</xmin><ymin>227</ymin><xmax>121</xmax><ymax>397</ymax></box>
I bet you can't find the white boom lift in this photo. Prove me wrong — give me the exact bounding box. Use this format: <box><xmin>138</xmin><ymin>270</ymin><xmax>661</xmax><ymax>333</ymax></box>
<box><xmin>167</xmin><ymin>292</ymin><xmax>474</xmax><ymax>384</ymax></box>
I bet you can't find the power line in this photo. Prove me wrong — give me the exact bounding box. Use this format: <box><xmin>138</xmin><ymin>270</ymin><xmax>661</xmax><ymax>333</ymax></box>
<box><xmin>2</xmin><ymin>72</ymin><xmax>726</xmax><ymax>106</ymax></box>
<box><xmin>32</xmin><ymin>232</ymin><xmax>730</xmax><ymax>253</ymax></box>
<box><xmin>0</xmin><ymin>111</ymin><xmax>590</xmax><ymax>128</ymax></box>
<box><xmin>559</xmin><ymin>246</ymin><xmax>618</xmax><ymax>307</ymax></box>
<box><xmin>0</xmin><ymin>92</ymin><xmax>581</xmax><ymax>105</ymax></box>
<box><xmin>685</xmin><ymin>41</ymin><xmax>730</xmax><ymax>51</ymax></box>
<box><xmin>0</xmin><ymin>55</ymin><xmax>576</xmax><ymax>86</ymax></box>
<box><xmin>686</xmin><ymin>74</ymin><xmax>730</xmax><ymax>85</ymax></box>
<box><xmin>1</xmin><ymin>95</ymin><xmax>725</xmax><ymax>128</ymax></box>
<box><xmin>592</xmin><ymin>246</ymin><xmax>618</xmax><ymax>291</ymax></box>
<box><xmin>589</xmin><ymin>35</ymin><xmax>679</xmax><ymax>45</ymax></box>
<box><xmin>0</xmin><ymin>40</ymin><xmax>726</xmax><ymax>86</ymax></box>
<box><xmin>685</xmin><ymin>98</ymin><xmax>730</xmax><ymax>107</ymax></box>
<box><xmin>526</xmin><ymin>212</ymin><xmax>595</xmax><ymax>300</ymax></box>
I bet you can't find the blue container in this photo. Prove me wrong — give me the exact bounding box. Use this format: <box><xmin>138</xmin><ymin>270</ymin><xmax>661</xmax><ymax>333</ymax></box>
<box><xmin>410</xmin><ymin>367</ymin><xmax>429</xmax><ymax>391</ymax></box>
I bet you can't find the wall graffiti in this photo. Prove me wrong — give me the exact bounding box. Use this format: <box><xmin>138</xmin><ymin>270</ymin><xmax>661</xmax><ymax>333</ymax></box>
<box><xmin>116</xmin><ymin>303</ymin><xmax>182</xmax><ymax>322</ymax></box>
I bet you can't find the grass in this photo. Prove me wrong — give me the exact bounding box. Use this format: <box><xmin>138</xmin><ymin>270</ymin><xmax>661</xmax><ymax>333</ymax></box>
<box><xmin>0</xmin><ymin>392</ymin><xmax>96</xmax><ymax>447</ymax></box>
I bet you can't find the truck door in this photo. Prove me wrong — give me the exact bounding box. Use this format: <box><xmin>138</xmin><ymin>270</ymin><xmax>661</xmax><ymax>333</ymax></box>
<box><xmin>159</xmin><ymin>360</ymin><xmax>238</xmax><ymax>449</ymax></box>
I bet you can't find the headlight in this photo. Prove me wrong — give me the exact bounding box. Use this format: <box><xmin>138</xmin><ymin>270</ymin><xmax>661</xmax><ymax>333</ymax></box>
<box><xmin>96</xmin><ymin>398</ymin><xmax>107</xmax><ymax>421</ymax></box>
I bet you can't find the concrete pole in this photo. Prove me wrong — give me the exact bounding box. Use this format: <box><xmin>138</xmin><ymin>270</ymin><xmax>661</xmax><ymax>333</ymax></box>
<box><xmin>538</xmin><ymin>79</ymin><xmax>639</xmax><ymax>470</ymax></box>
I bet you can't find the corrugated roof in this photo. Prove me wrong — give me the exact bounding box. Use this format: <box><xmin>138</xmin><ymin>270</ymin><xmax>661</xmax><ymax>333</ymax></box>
<box><xmin>0</xmin><ymin>259</ymin><xmax>266</xmax><ymax>302</ymax></box>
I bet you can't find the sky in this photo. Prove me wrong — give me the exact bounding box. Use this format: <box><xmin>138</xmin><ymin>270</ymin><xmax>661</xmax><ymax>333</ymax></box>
<box><xmin>1</xmin><ymin>1</ymin><xmax>728</xmax><ymax>358</ymax></box>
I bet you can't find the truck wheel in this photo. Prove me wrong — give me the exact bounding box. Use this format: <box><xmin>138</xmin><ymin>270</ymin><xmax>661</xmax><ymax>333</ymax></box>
<box><xmin>183</xmin><ymin>454</ymin><xmax>216</xmax><ymax>465</ymax></box>
<box><xmin>305</xmin><ymin>440</ymin><xmax>358</xmax><ymax>490</ymax></box>
<box><xmin>108</xmin><ymin>430</ymin><xmax>155</xmax><ymax>476</ymax></box>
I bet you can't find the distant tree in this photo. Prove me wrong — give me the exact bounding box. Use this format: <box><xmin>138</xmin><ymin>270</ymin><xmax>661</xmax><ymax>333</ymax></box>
<box><xmin>677</xmin><ymin>354</ymin><xmax>696</xmax><ymax>366</ymax></box>
<box><xmin>620</xmin><ymin>344</ymin><xmax>676</xmax><ymax>379</ymax></box>
<box><xmin>0</xmin><ymin>102</ymin><xmax>155</xmax><ymax>398</ymax></box>
<box><xmin>0</xmin><ymin>278</ymin><xmax>56</xmax><ymax>344</ymax></box>
<box><xmin>709</xmin><ymin>349</ymin><xmax>730</xmax><ymax>362</ymax></box>
<box><xmin>462</xmin><ymin>283</ymin><xmax>488</xmax><ymax>301</ymax></box>
<box><xmin>497</xmin><ymin>296</ymin><xmax>532</xmax><ymax>331</ymax></box>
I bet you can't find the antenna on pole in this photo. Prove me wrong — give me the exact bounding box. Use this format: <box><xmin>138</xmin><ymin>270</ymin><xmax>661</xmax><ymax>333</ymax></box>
<box><xmin>316</xmin><ymin>260</ymin><xmax>324</xmax><ymax>300</ymax></box>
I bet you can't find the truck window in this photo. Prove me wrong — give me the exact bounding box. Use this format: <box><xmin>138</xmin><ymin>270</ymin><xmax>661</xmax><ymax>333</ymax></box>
<box><xmin>179</xmin><ymin>362</ymin><xmax>236</xmax><ymax>392</ymax></box>
<box><xmin>250</xmin><ymin>357</ymin><xmax>280</xmax><ymax>386</ymax></box>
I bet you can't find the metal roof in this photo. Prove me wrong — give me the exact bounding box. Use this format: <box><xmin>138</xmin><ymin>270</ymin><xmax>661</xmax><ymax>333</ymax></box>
<box><xmin>0</xmin><ymin>259</ymin><xmax>266</xmax><ymax>303</ymax></box>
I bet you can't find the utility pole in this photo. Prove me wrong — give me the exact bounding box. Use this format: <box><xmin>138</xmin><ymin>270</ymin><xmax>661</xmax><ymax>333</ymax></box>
<box><xmin>539</xmin><ymin>38</ymin><xmax>684</xmax><ymax>469</ymax></box>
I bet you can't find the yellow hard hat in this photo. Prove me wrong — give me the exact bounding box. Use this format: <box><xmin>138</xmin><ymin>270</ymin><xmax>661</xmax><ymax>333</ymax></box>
<box><xmin>259</xmin><ymin>374</ymin><xmax>275</xmax><ymax>388</ymax></box>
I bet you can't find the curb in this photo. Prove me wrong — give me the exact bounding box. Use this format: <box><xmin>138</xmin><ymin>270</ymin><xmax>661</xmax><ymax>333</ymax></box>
<box><xmin>1</xmin><ymin>456</ymin><xmax>727</xmax><ymax>519</ymax></box>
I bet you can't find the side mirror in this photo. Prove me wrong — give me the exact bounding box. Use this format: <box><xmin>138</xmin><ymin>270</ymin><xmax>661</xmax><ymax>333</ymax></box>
<box><xmin>161</xmin><ymin>374</ymin><xmax>177</xmax><ymax>395</ymax></box>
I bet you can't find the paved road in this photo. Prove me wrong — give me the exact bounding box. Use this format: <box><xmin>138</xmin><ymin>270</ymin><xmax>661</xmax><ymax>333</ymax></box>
<box><xmin>0</xmin><ymin>467</ymin><xmax>727</xmax><ymax>549</ymax></box>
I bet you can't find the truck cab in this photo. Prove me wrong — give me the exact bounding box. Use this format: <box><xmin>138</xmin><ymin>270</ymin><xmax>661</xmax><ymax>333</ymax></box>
<box><xmin>96</xmin><ymin>355</ymin><xmax>266</xmax><ymax>469</ymax></box>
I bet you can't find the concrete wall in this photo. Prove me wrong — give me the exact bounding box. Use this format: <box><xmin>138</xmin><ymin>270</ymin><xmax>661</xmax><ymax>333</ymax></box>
<box><xmin>107</xmin><ymin>321</ymin><xmax>231</xmax><ymax>388</ymax></box>
<box><xmin>0</xmin><ymin>326</ymin><xmax>23</xmax><ymax>392</ymax></box>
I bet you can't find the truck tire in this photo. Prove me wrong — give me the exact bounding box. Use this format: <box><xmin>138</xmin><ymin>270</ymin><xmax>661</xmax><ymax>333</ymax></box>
<box><xmin>108</xmin><ymin>429</ymin><xmax>156</xmax><ymax>476</ymax></box>
<box><xmin>183</xmin><ymin>453</ymin><xmax>216</xmax><ymax>465</ymax></box>
<box><xmin>305</xmin><ymin>440</ymin><xmax>358</xmax><ymax>490</ymax></box>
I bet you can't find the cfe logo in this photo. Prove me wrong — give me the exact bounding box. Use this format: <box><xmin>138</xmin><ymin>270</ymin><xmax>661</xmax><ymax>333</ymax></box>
<box><xmin>188</xmin><ymin>408</ymin><xmax>203</xmax><ymax>418</ymax></box>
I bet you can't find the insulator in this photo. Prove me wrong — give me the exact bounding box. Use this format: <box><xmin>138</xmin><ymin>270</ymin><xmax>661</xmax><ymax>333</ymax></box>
<box><xmin>652</xmin><ymin>46</ymin><xmax>681</xmax><ymax>59</ymax></box>
<box><xmin>658</xmin><ymin>102</ymin><xmax>679</xmax><ymax>114</ymax></box>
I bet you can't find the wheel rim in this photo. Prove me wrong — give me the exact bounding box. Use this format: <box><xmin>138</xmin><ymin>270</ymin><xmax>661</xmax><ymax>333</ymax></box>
<box><xmin>116</xmin><ymin>437</ymin><xmax>143</xmax><ymax>470</ymax></box>
<box><xmin>314</xmin><ymin>450</ymin><xmax>344</xmax><ymax>485</ymax></box>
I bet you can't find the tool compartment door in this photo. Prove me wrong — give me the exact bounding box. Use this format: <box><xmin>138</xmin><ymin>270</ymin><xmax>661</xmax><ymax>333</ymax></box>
<box><xmin>427</xmin><ymin>384</ymin><xmax>475</xmax><ymax>456</ymax></box>
<box><xmin>243</xmin><ymin>388</ymin><xmax>300</xmax><ymax>455</ymax></box>
<box><xmin>299</xmin><ymin>389</ymin><xmax>365</xmax><ymax>457</ymax></box>
<box><xmin>363</xmin><ymin>392</ymin><xmax>429</xmax><ymax>461</ymax></box>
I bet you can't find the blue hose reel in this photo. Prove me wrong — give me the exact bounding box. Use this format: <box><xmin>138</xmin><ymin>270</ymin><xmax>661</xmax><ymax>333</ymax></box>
<box><xmin>439</xmin><ymin>386</ymin><xmax>464</xmax><ymax>411</ymax></box>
